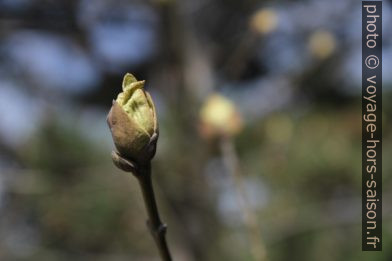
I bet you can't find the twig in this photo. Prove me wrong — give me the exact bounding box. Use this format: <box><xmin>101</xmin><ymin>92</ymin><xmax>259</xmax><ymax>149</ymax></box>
<box><xmin>137</xmin><ymin>163</ymin><xmax>172</xmax><ymax>261</ymax></box>
<box><xmin>220</xmin><ymin>137</ymin><xmax>268</xmax><ymax>261</ymax></box>
<box><xmin>112</xmin><ymin>152</ymin><xmax>172</xmax><ymax>261</ymax></box>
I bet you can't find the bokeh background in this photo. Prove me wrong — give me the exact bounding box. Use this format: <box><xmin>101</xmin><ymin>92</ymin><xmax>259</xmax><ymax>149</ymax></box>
<box><xmin>0</xmin><ymin>0</ymin><xmax>391</xmax><ymax>260</ymax></box>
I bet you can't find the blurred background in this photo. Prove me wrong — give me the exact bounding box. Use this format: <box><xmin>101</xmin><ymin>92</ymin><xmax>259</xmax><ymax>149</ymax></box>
<box><xmin>0</xmin><ymin>0</ymin><xmax>391</xmax><ymax>260</ymax></box>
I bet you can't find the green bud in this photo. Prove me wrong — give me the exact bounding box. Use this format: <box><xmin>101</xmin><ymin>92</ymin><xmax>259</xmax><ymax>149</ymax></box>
<box><xmin>107</xmin><ymin>73</ymin><xmax>158</xmax><ymax>165</ymax></box>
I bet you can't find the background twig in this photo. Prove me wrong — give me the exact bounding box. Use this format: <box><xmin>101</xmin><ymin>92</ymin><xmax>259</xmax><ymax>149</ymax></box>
<box><xmin>220</xmin><ymin>137</ymin><xmax>268</xmax><ymax>261</ymax></box>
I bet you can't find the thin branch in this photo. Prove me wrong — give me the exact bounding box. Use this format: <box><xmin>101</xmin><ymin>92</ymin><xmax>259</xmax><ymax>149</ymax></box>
<box><xmin>137</xmin><ymin>163</ymin><xmax>172</xmax><ymax>261</ymax></box>
<box><xmin>111</xmin><ymin>152</ymin><xmax>172</xmax><ymax>261</ymax></box>
<box><xmin>220</xmin><ymin>137</ymin><xmax>268</xmax><ymax>261</ymax></box>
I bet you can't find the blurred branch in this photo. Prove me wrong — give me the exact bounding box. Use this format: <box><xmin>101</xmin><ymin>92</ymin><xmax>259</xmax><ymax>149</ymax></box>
<box><xmin>220</xmin><ymin>137</ymin><xmax>268</xmax><ymax>261</ymax></box>
<box><xmin>0</xmin><ymin>139</ymin><xmax>24</xmax><ymax>166</ymax></box>
<box><xmin>220</xmin><ymin>30</ymin><xmax>260</xmax><ymax>79</ymax></box>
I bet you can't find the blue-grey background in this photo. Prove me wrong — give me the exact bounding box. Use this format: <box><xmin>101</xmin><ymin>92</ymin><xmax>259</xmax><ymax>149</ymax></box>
<box><xmin>0</xmin><ymin>0</ymin><xmax>391</xmax><ymax>260</ymax></box>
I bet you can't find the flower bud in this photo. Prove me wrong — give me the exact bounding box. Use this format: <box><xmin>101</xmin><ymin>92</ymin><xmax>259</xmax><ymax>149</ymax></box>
<box><xmin>107</xmin><ymin>73</ymin><xmax>158</xmax><ymax>165</ymax></box>
<box><xmin>199</xmin><ymin>94</ymin><xmax>242</xmax><ymax>138</ymax></box>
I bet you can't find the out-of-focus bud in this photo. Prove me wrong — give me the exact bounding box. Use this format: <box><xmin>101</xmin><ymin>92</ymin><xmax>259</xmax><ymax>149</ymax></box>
<box><xmin>308</xmin><ymin>30</ymin><xmax>336</xmax><ymax>60</ymax></box>
<box><xmin>250</xmin><ymin>8</ymin><xmax>279</xmax><ymax>34</ymax></box>
<box><xmin>199</xmin><ymin>94</ymin><xmax>242</xmax><ymax>138</ymax></box>
<box><xmin>107</xmin><ymin>73</ymin><xmax>158</xmax><ymax>165</ymax></box>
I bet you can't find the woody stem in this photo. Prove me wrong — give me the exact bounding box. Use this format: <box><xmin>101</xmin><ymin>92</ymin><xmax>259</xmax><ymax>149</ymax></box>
<box><xmin>137</xmin><ymin>163</ymin><xmax>172</xmax><ymax>261</ymax></box>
